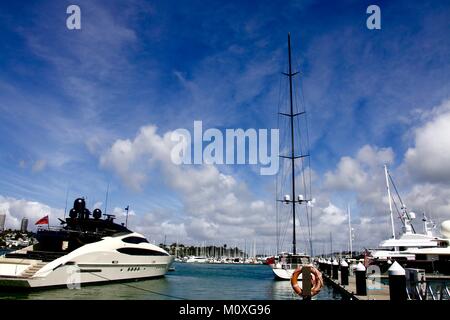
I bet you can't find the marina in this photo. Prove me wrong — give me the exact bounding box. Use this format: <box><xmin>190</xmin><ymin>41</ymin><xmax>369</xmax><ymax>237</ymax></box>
<box><xmin>0</xmin><ymin>262</ymin><xmax>343</xmax><ymax>300</ymax></box>
<box><xmin>1</xmin><ymin>31</ymin><xmax>450</xmax><ymax>298</ymax></box>
<box><xmin>0</xmin><ymin>0</ymin><xmax>449</xmax><ymax>309</ymax></box>
<box><xmin>317</xmin><ymin>259</ymin><xmax>450</xmax><ymax>301</ymax></box>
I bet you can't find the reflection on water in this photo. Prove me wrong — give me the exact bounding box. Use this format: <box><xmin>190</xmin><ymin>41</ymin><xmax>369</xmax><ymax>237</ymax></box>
<box><xmin>0</xmin><ymin>263</ymin><xmax>343</xmax><ymax>300</ymax></box>
<box><xmin>271</xmin><ymin>279</ymin><xmax>342</xmax><ymax>300</ymax></box>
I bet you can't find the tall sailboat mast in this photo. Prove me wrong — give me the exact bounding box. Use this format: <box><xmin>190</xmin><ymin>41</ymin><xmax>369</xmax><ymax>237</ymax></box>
<box><xmin>287</xmin><ymin>33</ymin><xmax>297</xmax><ymax>255</ymax></box>
<box><xmin>280</xmin><ymin>33</ymin><xmax>308</xmax><ymax>255</ymax></box>
<box><xmin>278</xmin><ymin>33</ymin><xmax>310</xmax><ymax>257</ymax></box>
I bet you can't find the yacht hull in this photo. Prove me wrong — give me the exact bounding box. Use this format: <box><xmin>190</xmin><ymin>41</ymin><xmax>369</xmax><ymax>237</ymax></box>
<box><xmin>0</xmin><ymin>259</ymin><xmax>172</xmax><ymax>289</ymax></box>
<box><xmin>0</xmin><ymin>232</ymin><xmax>174</xmax><ymax>289</ymax></box>
<box><xmin>270</xmin><ymin>265</ymin><xmax>305</xmax><ymax>281</ymax></box>
<box><xmin>271</xmin><ymin>267</ymin><xmax>295</xmax><ymax>280</ymax></box>
<box><xmin>269</xmin><ymin>254</ymin><xmax>310</xmax><ymax>281</ymax></box>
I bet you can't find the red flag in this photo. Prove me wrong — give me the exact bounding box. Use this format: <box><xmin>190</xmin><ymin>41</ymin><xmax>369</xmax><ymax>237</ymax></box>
<box><xmin>35</xmin><ymin>215</ymin><xmax>49</xmax><ymax>225</ymax></box>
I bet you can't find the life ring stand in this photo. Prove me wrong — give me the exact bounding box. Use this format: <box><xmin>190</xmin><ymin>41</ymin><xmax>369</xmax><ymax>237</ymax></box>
<box><xmin>290</xmin><ymin>265</ymin><xmax>323</xmax><ymax>297</ymax></box>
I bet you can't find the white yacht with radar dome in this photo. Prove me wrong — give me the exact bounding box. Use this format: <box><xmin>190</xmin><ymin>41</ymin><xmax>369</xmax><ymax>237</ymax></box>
<box><xmin>368</xmin><ymin>166</ymin><xmax>450</xmax><ymax>274</ymax></box>
<box><xmin>0</xmin><ymin>198</ymin><xmax>173</xmax><ymax>289</ymax></box>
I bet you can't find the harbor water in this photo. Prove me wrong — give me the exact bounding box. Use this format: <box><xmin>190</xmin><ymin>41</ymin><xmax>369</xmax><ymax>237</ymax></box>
<box><xmin>0</xmin><ymin>262</ymin><xmax>343</xmax><ymax>300</ymax></box>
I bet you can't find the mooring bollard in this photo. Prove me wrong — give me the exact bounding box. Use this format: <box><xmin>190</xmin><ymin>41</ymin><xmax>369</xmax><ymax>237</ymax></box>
<box><xmin>388</xmin><ymin>261</ymin><xmax>407</xmax><ymax>301</ymax></box>
<box><xmin>332</xmin><ymin>259</ymin><xmax>339</xmax><ymax>279</ymax></box>
<box><xmin>341</xmin><ymin>259</ymin><xmax>349</xmax><ymax>286</ymax></box>
<box><xmin>355</xmin><ymin>262</ymin><xmax>367</xmax><ymax>296</ymax></box>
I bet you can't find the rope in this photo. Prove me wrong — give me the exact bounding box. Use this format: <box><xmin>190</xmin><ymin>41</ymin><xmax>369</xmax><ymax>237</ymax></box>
<box><xmin>300</xmin><ymin>74</ymin><xmax>314</xmax><ymax>257</ymax></box>
<box><xmin>292</xmin><ymin>52</ymin><xmax>314</xmax><ymax>256</ymax></box>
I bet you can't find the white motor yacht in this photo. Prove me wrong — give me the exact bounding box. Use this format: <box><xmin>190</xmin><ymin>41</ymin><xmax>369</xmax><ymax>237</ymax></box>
<box><xmin>368</xmin><ymin>166</ymin><xmax>450</xmax><ymax>273</ymax></box>
<box><xmin>185</xmin><ymin>256</ymin><xmax>207</xmax><ymax>263</ymax></box>
<box><xmin>0</xmin><ymin>198</ymin><xmax>173</xmax><ymax>289</ymax></box>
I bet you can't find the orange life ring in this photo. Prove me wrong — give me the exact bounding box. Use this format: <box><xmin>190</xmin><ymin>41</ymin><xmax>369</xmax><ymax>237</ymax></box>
<box><xmin>290</xmin><ymin>265</ymin><xmax>323</xmax><ymax>297</ymax></box>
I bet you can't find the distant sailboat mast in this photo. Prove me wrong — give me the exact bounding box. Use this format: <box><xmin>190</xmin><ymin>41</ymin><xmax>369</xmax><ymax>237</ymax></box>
<box><xmin>384</xmin><ymin>164</ymin><xmax>396</xmax><ymax>239</ymax></box>
<box><xmin>347</xmin><ymin>204</ymin><xmax>353</xmax><ymax>256</ymax></box>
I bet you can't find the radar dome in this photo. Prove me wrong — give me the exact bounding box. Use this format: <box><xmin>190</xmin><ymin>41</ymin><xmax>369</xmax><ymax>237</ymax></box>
<box><xmin>69</xmin><ymin>208</ymin><xmax>77</xmax><ymax>219</ymax></box>
<box><xmin>441</xmin><ymin>220</ymin><xmax>450</xmax><ymax>239</ymax></box>
<box><xmin>93</xmin><ymin>208</ymin><xmax>102</xmax><ymax>219</ymax></box>
<box><xmin>73</xmin><ymin>198</ymin><xmax>86</xmax><ymax>213</ymax></box>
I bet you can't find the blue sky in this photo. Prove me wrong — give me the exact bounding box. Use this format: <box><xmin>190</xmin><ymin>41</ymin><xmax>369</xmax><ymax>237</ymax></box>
<box><xmin>0</xmin><ymin>0</ymin><xmax>449</xmax><ymax>252</ymax></box>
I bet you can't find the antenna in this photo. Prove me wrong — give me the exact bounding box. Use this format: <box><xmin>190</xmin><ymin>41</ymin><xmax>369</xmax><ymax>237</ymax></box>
<box><xmin>104</xmin><ymin>182</ymin><xmax>110</xmax><ymax>216</ymax></box>
<box><xmin>63</xmin><ymin>186</ymin><xmax>69</xmax><ymax>219</ymax></box>
<box><xmin>125</xmin><ymin>205</ymin><xmax>130</xmax><ymax>227</ymax></box>
<box><xmin>330</xmin><ymin>232</ymin><xmax>333</xmax><ymax>258</ymax></box>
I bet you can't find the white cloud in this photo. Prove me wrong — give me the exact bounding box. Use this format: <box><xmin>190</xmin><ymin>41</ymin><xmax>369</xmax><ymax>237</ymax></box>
<box><xmin>113</xmin><ymin>206</ymin><xmax>136</xmax><ymax>217</ymax></box>
<box><xmin>319</xmin><ymin>203</ymin><xmax>347</xmax><ymax>226</ymax></box>
<box><xmin>100</xmin><ymin>128</ymin><xmax>428</xmax><ymax>251</ymax></box>
<box><xmin>405</xmin><ymin>100</ymin><xmax>450</xmax><ymax>184</ymax></box>
<box><xmin>101</xmin><ymin>124</ymin><xmax>276</xmax><ymax>243</ymax></box>
<box><xmin>324</xmin><ymin>145</ymin><xmax>394</xmax><ymax>190</ymax></box>
<box><xmin>324</xmin><ymin>156</ymin><xmax>367</xmax><ymax>190</ymax></box>
<box><xmin>356</xmin><ymin>145</ymin><xmax>394</xmax><ymax>169</ymax></box>
<box><xmin>0</xmin><ymin>195</ymin><xmax>63</xmax><ymax>230</ymax></box>
<box><xmin>130</xmin><ymin>210</ymin><xmax>187</xmax><ymax>244</ymax></box>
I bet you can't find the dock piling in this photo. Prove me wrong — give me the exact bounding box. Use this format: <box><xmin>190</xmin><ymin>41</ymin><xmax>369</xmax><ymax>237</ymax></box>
<box><xmin>355</xmin><ymin>262</ymin><xmax>367</xmax><ymax>296</ymax></box>
<box><xmin>341</xmin><ymin>259</ymin><xmax>349</xmax><ymax>286</ymax></box>
<box><xmin>326</xmin><ymin>259</ymin><xmax>332</xmax><ymax>277</ymax></box>
<box><xmin>388</xmin><ymin>261</ymin><xmax>407</xmax><ymax>301</ymax></box>
<box><xmin>332</xmin><ymin>259</ymin><xmax>339</xmax><ymax>280</ymax></box>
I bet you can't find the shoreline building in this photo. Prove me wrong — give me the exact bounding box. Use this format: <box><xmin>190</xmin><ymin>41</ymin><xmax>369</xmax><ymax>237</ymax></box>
<box><xmin>20</xmin><ymin>218</ymin><xmax>28</xmax><ymax>233</ymax></box>
<box><xmin>0</xmin><ymin>214</ymin><xmax>5</xmax><ymax>232</ymax></box>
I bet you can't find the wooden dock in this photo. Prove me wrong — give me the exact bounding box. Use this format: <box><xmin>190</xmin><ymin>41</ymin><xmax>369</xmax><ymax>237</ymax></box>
<box><xmin>379</xmin><ymin>274</ymin><xmax>450</xmax><ymax>280</ymax></box>
<box><xmin>323</xmin><ymin>271</ymin><xmax>391</xmax><ymax>300</ymax></box>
